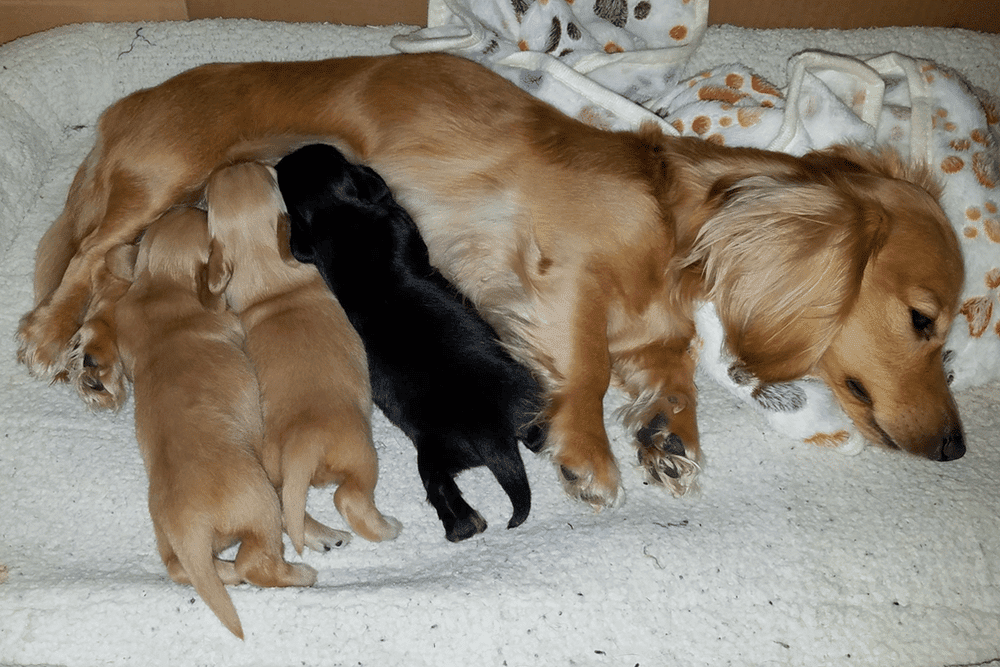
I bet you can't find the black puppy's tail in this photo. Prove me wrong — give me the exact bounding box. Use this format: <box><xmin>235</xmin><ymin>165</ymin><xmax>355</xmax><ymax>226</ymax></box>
<box><xmin>483</xmin><ymin>444</ymin><xmax>532</xmax><ymax>530</ymax></box>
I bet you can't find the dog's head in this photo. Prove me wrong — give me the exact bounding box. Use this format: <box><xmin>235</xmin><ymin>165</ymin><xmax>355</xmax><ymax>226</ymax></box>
<box><xmin>107</xmin><ymin>208</ymin><xmax>231</xmax><ymax>312</ymax></box>
<box><xmin>690</xmin><ymin>145</ymin><xmax>965</xmax><ymax>460</ymax></box>
<box><xmin>275</xmin><ymin>143</ymin><xmax>396</xmax><ymax>265</ymax></box>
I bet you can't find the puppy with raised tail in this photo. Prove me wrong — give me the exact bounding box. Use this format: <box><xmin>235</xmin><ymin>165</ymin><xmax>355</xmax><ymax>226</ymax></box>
<box><xmin>276</xmin><ymin>144</ymin><xmax>544</xmax><ymax>542</ymax></box>
<box><xmin>109</xmin><ymin>208</ymin><xmax>316</xmax><ymax>639</ymax></box>
<box><xmin>206</xmin><ymin>162</ymin><xmax>401</xmax><ymax>552</ymax></box>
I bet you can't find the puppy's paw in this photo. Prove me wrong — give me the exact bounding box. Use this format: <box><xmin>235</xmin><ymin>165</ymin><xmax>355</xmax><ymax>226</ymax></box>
<box><xmin>302</xmin><ymin>515</ymin><xmax>353</xmax><ymax>553</ymax></box>
<box><xmin>635</xmin><ymin>413</ymin><xmax>701</xmax><ymax>497</ymax></box>
<box><xmin>16</xmin><ymin>307</ymin><xmax>75</xmax><ymax>381</ymax></box>
<box><xmin>377</xmin><ymin>516</ymin><xmax>404</xmax><ymax>541</ymax></box>
<box><xmin>67</xmin><ymin>322</ymin><xmax>127</xmax><ymax>410</ymax></box>
<box><xmin>444</xmin><ymin>510</ymin><xmax>488</xmax><ymax>542</ymax></box>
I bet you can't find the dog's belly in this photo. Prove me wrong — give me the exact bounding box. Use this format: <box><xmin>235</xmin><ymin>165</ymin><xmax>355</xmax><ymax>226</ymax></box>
<box><xmin>371</xmin><ymin>159</ymin><xmax>535</xmax><ymax>326</ymax></box>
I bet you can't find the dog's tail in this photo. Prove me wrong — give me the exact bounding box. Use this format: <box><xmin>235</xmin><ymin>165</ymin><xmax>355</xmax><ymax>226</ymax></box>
<box><xmin>483</xmin><ymin>442</ymin><xmax>532</xmax><ymax>530</ymax></box>
<box><xmin>281</xmin><ymin>459</ymin><xmax>313</xmax><ymax>555</ymax></box>
<box><xmin>174</xmin><ymin>527</ymin><xmax>244</xmax><ymax>639</ymax></box>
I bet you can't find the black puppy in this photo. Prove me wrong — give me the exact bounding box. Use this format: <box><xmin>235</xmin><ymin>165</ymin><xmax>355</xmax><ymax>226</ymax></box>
<box><xmin>276</xmin><ymin>144</ymin><xmax>545</xmax><ymax>542</ymax></box>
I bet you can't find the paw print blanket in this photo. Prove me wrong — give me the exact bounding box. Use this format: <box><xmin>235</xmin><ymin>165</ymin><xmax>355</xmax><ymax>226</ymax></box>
<box><xmin>394</xmin><ymin>1</ymin><xmax>1000</xmax><ymax>450</ymax></box>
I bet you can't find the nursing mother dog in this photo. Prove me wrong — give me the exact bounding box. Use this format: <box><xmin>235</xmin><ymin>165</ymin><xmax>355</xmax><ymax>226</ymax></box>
<box><xmin>19</xmin><ymin>52</ymin><xmax>966</xmax><ymax>510</ymax></box>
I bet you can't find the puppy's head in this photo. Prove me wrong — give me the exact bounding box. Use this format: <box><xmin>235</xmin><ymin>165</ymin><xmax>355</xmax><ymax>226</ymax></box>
<box><xmin>275</xmin><ymin>144</ymin><xmax>394</xmax><ymax>264</ymax></box>
<box><xmin>107</xmin><ymin>208</ymin><xmax>231</xmax><ymax>311</ymax></box>
<box><xmin>691</xmin><ymin>145</ymin><xmax>964</xmax><ymax>460</ymax></box>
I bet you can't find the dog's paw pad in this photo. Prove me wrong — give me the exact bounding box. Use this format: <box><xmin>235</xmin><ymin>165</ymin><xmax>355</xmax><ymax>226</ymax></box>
<box><xmin>304</xmin><ymin>527</ymin><xmax>352</xmax><ymax>552</ymax></box>
<box><xmin>67</xmin><ymin>329</ymin><xmax>127</xmax><ymax>410</ymax></box>
<box><xmin>445</xmin><ymin>510</ymin><xmax>488</xmax><ymax>542</ymax></box>
<box><xmin>635</xmin><ymin>418</ymin><xmax>700</xmax><ymax>497</ymax></box>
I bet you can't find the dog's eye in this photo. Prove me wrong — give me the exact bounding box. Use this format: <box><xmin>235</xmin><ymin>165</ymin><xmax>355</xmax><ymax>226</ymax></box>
<box><xmin>845</xmin><ymin>378</ymin><xmax>872</xmax><ymax>405</ymax></box>
<box><xmin>910</xmin><ymin>309</ymin><xmax>935</xmax><ymax>339</ymax></box>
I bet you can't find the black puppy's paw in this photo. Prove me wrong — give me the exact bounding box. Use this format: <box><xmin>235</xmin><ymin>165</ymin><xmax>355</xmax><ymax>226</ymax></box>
<box><xmin>444</xmin><ymin>510</ymin><xmax>488</xmax><ymax>542</ymax></box>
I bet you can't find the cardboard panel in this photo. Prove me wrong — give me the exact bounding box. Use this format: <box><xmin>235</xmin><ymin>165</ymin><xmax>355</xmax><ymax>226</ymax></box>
<box><xmin>185</xmin><ymin>0</ymin><xmax>428</xmax><ymax>27</ymax></box>
<box><xmin>0</xmin><ymin>0</ymin><xmax>187</xmax><ymax>44</ymax></box>
<box><xmin>709</xmin><ymin>0</ymin><xmax>999</xmax><ymax>33</ymax></box>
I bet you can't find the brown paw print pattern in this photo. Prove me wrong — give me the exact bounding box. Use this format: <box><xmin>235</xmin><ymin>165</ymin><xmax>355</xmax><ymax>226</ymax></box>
<box><xmin>654</xmin><ymin>66</ymin><xmax>785</xmax><ymax>147</ymax></box>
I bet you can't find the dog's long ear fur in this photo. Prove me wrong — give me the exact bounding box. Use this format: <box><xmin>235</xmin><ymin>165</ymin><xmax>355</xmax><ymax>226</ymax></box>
<box><xmin>199</xmin><ymin>238</ymin><xmax>232</xmax><ymax>311</ymax></box>
<box><xmin>685</xmin><ymin>174</ymin><xmax>890</xmax><ymax>383</ymax></box>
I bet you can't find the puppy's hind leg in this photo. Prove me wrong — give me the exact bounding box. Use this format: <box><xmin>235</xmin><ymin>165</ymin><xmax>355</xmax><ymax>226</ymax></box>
<box><xmin>234</xmin><ymin>529</ymin><xmax>317</xmax><ymax>589</ymax></box>
<box><xmin>481</xmin><ymin>438</ymin><xmax>532</xmax><ymax>530</ymax></box>
<box><xmin>417</xmin><ymin>442</ymin><xmax>487</xmax><ymax>542</ymax></box>
<box><xmin>332</xmin><ymin>422</ymin><xmax>401</xmax><ymax>542</ymax></box>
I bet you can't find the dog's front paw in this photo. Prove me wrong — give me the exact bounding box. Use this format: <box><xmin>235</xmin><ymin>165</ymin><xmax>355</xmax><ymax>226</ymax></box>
<box><xmin>635</xmin><ymin>413</ymin><xmax>701</xmax><ymax>497</ymax></box>
<box><xmin>555</xmin><ymin>456</ymin><xmax>623</xmax><ymax>510</ymax></box>
<box><xmin>16</xmin><ymin>306</ymin><xmax>76</xmax><ymax>381</ymax></box>
<box><xmin>67</xmin><ymin>322</ymin><xmax>127</xmax><ymax>410</ymax></box>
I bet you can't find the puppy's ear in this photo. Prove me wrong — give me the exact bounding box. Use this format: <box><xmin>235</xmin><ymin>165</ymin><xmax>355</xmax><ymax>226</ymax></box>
<box><xmin>685</xmin><ymin>176</ymin><xmax>871</xmax><ymax>382</ymax></box>
<box><xmin>200</xmin><ymin>238</ymin><xmax>233</xmax><ymax>311</ymax></box>
<box><xmin>105</xmin><ymin>243</ymin><xmax>139</xmax><ymax>283</ymax></box>
<box><xmin>353</xmin><ymin>165</ymin><xmax>393</xmax><ymax>203</ymax></box>
<box><xmin>275</xmin><ymin>212</ymin><xmax>302</xmax><ymax>267</ymax></box>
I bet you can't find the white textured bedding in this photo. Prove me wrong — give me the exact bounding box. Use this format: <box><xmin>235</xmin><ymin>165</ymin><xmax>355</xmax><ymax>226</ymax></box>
<box><xmin>0</xmin><ymin>17</ymin><xmax>998</xmax><ymax>667</ymax></box>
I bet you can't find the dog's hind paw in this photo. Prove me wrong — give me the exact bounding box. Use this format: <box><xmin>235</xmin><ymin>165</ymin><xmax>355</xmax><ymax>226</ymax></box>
<box><xmin>302</xmin><ymin>513</ymin><xmax>352</xmax><ymax>552</ymax></box>
<box><xmin>443</xmin><ymin>510</ymin><xmax>488</xmax><ymax>542</ymax></box>
<box><xmin>67</xmin><ymin>324</ymin><xmax>127</xmax><ymax>410</ymax></box>
<box><xmin>636</xmin><ymin>414</ymin><xmax>701</xmax><ymax>497</ymax></box>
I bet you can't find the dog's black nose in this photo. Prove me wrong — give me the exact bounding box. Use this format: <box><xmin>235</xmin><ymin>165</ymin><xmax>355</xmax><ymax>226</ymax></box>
<box><xmin>938</xmin><ymin>428</ymin><xmax>966</xmax><ymax>461</ymax></box>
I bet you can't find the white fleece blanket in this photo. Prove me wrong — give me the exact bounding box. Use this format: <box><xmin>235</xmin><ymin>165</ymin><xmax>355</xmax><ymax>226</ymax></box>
<box><xmin>1</xmin><ymin>18</ymin><xmax>999</xmax><ymax>667</ymax></box>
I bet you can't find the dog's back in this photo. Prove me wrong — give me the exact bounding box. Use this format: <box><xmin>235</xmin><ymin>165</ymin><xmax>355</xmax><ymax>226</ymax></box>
<box><xmin>112</xmin><ymin>209</ymin><xmax>314</xmax><ymax>638</ymax></box>
<box><xmin>278</xmin><ymin>144</ymin><xmax>543</xmax><ymax>541</ymax></box>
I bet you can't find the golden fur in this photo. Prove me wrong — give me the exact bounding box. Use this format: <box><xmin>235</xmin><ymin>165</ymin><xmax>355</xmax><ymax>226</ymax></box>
<box><xmin>20</xmin><ymin>53</ymin><xmax>965</xmax><ymax>509</ymax></box>
<box><xmin>109</xmin><ymin>208</ymin><xmax>316</xmax><ymax>639</ymax></box>
<box><xmin>206</xmin><ymin>162</ymin><xmax>401</xmax><ymax>550</ymax></box>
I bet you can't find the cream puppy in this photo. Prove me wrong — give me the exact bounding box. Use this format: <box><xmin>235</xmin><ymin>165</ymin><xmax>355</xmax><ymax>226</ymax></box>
<box><xmin>110</xmin><ymin>208</ymin><xmax>316</xmax><ymax>639</ymax></box>
<box><xmin>206</xmin><ymin>162</ymin><xmax>401</xmax><ymax>553</ymax></box>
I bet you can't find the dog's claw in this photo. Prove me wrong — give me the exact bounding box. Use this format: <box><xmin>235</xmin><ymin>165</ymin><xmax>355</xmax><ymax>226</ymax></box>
<box><xmin>556</xmin><ymin>463</ymin><xmax>623</xmax><ymax>509</ymax></box>
<box><xmin>635</xmin><ymin>413</ymin><xmax>700</xmax><ymax>497</ymax></box>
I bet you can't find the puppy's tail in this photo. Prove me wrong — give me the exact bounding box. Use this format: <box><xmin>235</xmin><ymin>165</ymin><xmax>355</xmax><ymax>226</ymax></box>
<box><xmin>175</xmin><ymin>529</ymin><xmax>244</xmax><ymax>639</ymax></box>
<box><xmin>483</xmin><ymin>442</ymin><xmax>532</xmax><ymax>530</ymax></box>
<box><xmin>281</xmin><ymin>462</ymin><xmax>312</xmax><ymax>555</ymax></box>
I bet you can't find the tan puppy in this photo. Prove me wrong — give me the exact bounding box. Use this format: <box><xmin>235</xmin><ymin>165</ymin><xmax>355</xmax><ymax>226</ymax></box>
<box><xmin>206</xmin><ymin>162</ymin><xmax>401</xmax><ymax>552</ymax></box>
<box><xmin>110</xmin><ymin>208</ymin><xmax>316</xmax><ymax>639</ymax></box>
<box><xmin>21</xmin><ymin>54</ymin><xmax>965</xmax><ymax>511</ymax></box>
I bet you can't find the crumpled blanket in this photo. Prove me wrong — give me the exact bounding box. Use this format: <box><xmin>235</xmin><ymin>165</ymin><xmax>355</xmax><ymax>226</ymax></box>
<box><xmin>394</xmin><ymin>2</ymin><xmax>1000</xmax><ymax>448</ymax></box>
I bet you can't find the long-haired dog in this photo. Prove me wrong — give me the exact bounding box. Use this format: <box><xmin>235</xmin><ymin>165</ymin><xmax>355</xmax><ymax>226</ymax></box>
<box><xmin>19</xmin><ymin>53</ymin><xmax>965</xmax><ymax>510</ymax></box>
<box><xmin>276</xmin><ymin>144</ymin><xmax>545</xmax><ymax>542</ymax></box>
<box><xmin>206</xmin><ymin>162</ymin><xmax>401</xmax><ymax>551</ymax></box>
<box><xmin>109</xmin><ymin>208</ymin><xmax>316</xmax><ymax>639</ymax></box>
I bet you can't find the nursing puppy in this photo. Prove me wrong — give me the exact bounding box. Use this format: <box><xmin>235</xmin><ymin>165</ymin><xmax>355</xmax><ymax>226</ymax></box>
<box><xmin>21</xmin><ymin>54</ymin><xmax>966</xmax><ymax>511</ymax></box>
<box><xmin>206</xmin><ymin>162</ymin><xmax>401</xmax><ymax>552</ymax></box>
<box><xmin>110</xmin><ymin>208</ymin><xmax>316</xmax><ymax>639</ymax></box>
<box><xmin>276</xmin><ymin>144</ymin><xmax>544</xmax><ymax>542</ymax></box>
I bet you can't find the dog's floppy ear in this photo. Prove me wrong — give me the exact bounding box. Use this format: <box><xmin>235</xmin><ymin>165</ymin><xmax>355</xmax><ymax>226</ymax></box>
<box><xmin>352</xmin><ymin>164</ymin><xmax>394</xmax><ymax>204</ymax></box>
<box><xmin>105</xmin><ymin>243</ymin><xmax>140</xmax><ymax>283</ymax></box>
<box><xmin>199</xmin><ymin>238</ymin><xmax>233</xmax><ymax>311</ymax></box>
<box><xmin>685</xmin><ymin>175</ymin><xmax>884</xmax><ymax>383</ymax></box>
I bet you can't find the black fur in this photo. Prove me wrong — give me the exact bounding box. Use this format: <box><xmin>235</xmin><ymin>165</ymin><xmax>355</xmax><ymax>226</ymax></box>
<box><xmin>276</xmin><ymin>144</ymin><xmax>545</xmax><ymax>542</ymax></box>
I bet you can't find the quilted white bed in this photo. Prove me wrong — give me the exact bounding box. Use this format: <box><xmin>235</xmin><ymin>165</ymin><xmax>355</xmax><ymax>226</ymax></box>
<box><xmin>0</xmin><ymin>14</ymin><xmax>998</xmax><ymax>667</ymax></box>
